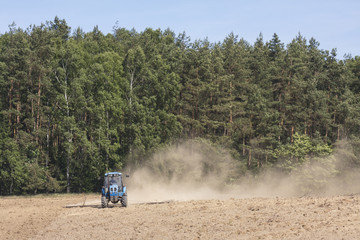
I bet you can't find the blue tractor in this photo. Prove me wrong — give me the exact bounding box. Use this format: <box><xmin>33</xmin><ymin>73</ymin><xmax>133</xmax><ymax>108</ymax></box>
<box><xmin>101</xmin><ymin>172</ymin><xmax>128</xmax><ymax>208</ymax></box>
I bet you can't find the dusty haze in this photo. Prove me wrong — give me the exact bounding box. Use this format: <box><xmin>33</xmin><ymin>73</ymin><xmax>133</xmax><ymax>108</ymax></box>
<box><xmin>125</xmin><ymin>140</ymin><xmax>360</xmax><ymax>204</ymax></box>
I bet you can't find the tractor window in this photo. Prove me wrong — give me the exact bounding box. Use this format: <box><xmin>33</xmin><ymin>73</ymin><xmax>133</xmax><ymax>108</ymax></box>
<box><xmin>110</xmin><ymin>176</ymin><xmax>117</xmax><ymax>184</ymax></box>
<box><xmin>105</xmin><ymin>174</ymin><xmax>122</xmax><ymax>186</ymax></box>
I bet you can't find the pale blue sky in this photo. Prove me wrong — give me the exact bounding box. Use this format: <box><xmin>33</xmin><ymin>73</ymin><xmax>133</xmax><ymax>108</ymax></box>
<box><xmin>1</xmin><ymin>0</ymin><xmax>359</xmax><ymax>58</ymax></box>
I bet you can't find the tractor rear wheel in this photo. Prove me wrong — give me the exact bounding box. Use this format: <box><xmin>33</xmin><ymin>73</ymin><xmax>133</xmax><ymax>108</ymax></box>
<box><xmin>121</xmin><ymin>195</ymin><xmax>128</xmax><ymax>207</ymax></box>
<box><xmin>101</xmin><ymin>196</ymin><xmax>107</xmax><ymax>208</ymax></box>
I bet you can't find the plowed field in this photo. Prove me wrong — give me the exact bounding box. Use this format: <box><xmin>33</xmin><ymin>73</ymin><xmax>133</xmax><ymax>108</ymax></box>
<box><xmin>1</xmin><ymin>194</ymin><xmax>360</xmax><ymax>240</ymax></box>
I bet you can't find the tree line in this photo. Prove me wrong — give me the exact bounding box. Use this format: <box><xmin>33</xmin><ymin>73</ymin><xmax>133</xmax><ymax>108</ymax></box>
<box><xmin>1</xmin><ymin>17</ymin><xmax>360</xmax><ymax>195</ymax></box>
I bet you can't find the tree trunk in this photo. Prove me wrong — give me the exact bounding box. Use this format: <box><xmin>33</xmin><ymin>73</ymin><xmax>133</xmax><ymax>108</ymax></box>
<box><xmin>56</xmin><ymin>61</ymin><xmax>73</xmax><ymax>193</ymax></box>
<box><xmin>130</xmin><ymin>70</ymin><xmax>134</xmax><ymax>106</ymax></box>
<box><xmin>46</xmin><ymin>120</ymin><xmax>50</xmax><ymax>167</ymax></box>
<box><xmin>9</xmin><ymin>176</ymin><xmax>13</xmax><ymax>195</ymax></box>
<box><xmin>36</xmin><ymin>75</ymin><xmax>41</xmax><ymax>133</ymax></box>
<box><xmin>66</xmin><ymin>154</ymin><xmax>70</xmax><ymax>193</ymax></box>
<box><xmin>16</xmin><ymin>93</ymin><xmax>21</xmax><ymax>135</ymax></box>
<box><xmin>32</xmin><ymin>98</ymin><xmax>35</xmax><ymax>131</ymax></box>
<box><xmin>325</xmin><ymin>127</ymin><xmax>328</xmax><ymax>142</ymax></box>
<box><xmin>248</xmin><ymin>149</ymin><xmax>252</xmax><ymax>168</ymax></box>
<box><xmin>229</xmin><ymin>81</ymin><xmax>233</xmax><ymax>124</ymax></box>
<box><xmin>9</xmin><ymin>79</ymin><xmax>13</xmax><ymax>133</ymax></box>
<box><xmin>278</xmin><ymin>113</ymin><xmax>283</xmax><ymax>143</ymax></box>
<box><xmin>242</xmin><ymin>136</ymin><xmax>246</xmax><ymax>156</ymax></box>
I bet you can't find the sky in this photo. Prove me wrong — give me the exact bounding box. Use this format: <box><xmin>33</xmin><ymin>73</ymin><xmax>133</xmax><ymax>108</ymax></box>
<box><xmin>0</xmin><ymin>0</ymin><xmax>359</xmax><ymax>58</ymax></box>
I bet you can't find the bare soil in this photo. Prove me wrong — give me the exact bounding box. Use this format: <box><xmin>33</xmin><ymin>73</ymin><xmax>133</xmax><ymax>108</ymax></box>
<box><xmin>1</xmin><ymin>194</ymin><xmax>360</xmax><ymax>240</ymax></box>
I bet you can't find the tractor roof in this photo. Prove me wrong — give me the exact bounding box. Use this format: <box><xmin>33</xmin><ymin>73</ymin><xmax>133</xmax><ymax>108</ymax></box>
<box><xmin>105</xmin><ymin>172</ymin><xmax>122</xmax><ymax>176</ymax></box>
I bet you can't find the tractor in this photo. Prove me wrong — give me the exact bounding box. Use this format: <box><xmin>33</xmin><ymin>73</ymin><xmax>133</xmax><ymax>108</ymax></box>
<box><xmin>101</xmin><ymin>172</ymin><xmax>128</xmax><ymax>208</ymax></box>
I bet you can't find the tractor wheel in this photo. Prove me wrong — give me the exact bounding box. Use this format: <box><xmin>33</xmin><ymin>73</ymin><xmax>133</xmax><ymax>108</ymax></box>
<box><xmin>101</xmin><ymin>196</ymin><xmax>107</xmax><ymax>208</ymax></box>
<box><xmin>121</xmin><ymin>195</ymin><xmax>128</xmax><ymax>207</ymax></box>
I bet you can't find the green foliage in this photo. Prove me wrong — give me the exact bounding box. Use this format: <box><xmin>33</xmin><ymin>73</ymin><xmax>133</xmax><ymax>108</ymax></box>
<box><xmin>23</xmin><ymin>163</ymin><xmax>61</xmax><ymax>194</ymax></box>
<box><xmin>274</xmin><ymin>133</ymin><xmax>332</xmax><ymax>171</ymax></box>
<box><xmin>0</xmin><ymin>136</ymin><xmax>25</xmax><ymax>194</ymax></box>
<box><xmin>0</xmin><ymin>18</ymin><xmax>360</xmax><ymax>195</ymax></box>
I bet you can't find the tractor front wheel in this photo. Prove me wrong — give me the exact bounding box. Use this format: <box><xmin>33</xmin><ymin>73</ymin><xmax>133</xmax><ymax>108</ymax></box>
<box><xmin>121</xmin><ymin>195</ymin><xmax>128</xmax><ymax>207</ymax></box>
<box><xmin>101</xmin><ymin>196</ymin><xmax>108</xmax><ymax>208</ymax></box>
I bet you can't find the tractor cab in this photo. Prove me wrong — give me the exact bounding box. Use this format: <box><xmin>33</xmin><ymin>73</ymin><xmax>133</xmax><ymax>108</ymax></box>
<box><xmin>104</xmin><ymin>172</ymin><xmax>123</xmax><ymax>190</ymax></box>
<box><xmin>101</xmin><ymin>172</ymin><xmax>128</xmax><ymax>208</ymax></box>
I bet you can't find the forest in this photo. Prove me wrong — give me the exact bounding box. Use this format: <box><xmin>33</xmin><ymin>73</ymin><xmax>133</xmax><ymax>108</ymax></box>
<box><xmin>1</xmin><ymin>17</ymin><xmax>360</xmax><ymax>195</ymax></box>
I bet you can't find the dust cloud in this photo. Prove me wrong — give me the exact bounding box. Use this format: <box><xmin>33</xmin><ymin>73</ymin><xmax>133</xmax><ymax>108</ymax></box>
<box><xmin>125</xmin><ymin>140</ymin><xmax>241</xmax><ymax>203</ymax></box>
<box><xmin>124</xmin><ymin>139</ymin><xmax>360</xmax><ymax>203</ymax></box>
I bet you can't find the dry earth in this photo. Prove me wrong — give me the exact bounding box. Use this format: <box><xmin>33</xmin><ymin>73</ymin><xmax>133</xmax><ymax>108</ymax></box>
<box><xmin>1</xmin><ymin>193</ymin><xmax>360</xmax><ymax>240</ymax></box>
